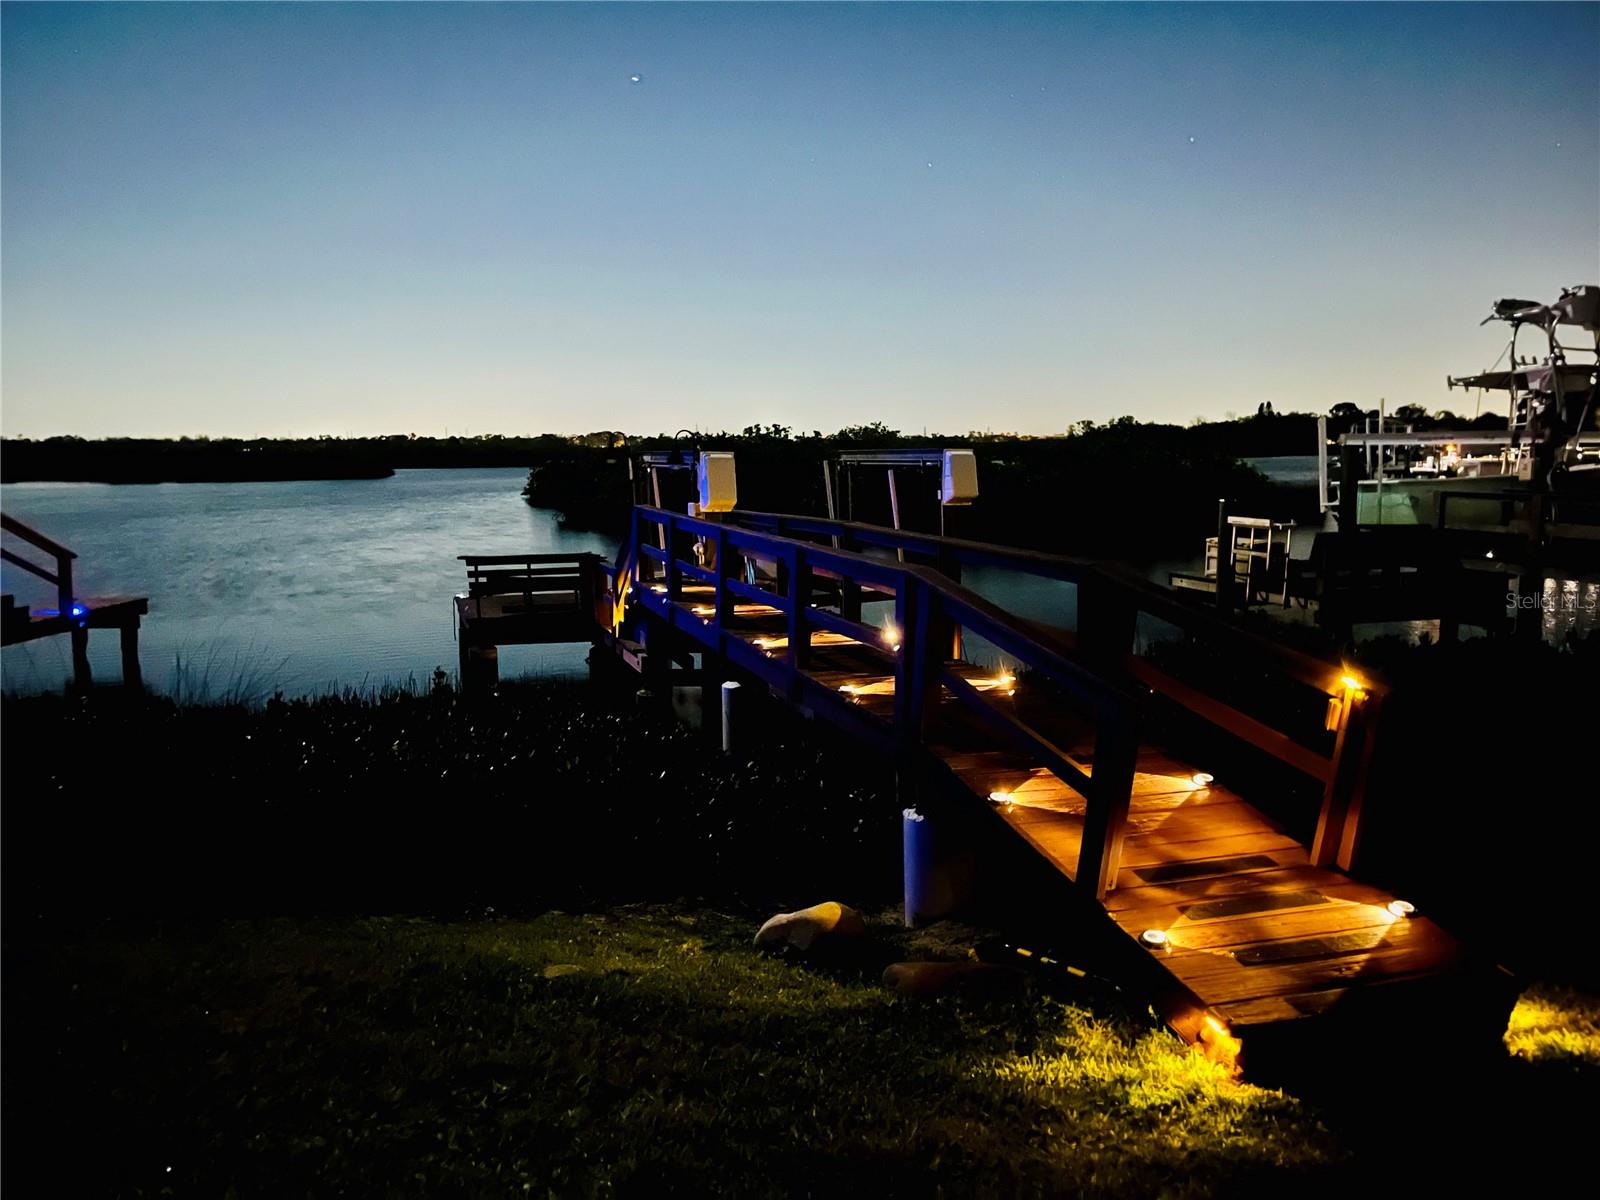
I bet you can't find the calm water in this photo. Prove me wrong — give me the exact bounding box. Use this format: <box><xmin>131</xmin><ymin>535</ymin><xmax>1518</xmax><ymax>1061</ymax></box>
<box><xmin>1</xmin><ymin>469</ymin><xmax>615</xmax><ymax>697</ymax></box>
<box><xmin>5</xmin><ymin>463</ymin><xmax>1591</xmax><ymax>697</ymax></box>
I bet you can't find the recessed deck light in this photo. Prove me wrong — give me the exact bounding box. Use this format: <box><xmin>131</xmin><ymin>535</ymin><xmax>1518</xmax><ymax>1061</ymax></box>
<box><xmin>1191</xmin><ymin>772</ymin><xmax>1214</xmax><ymax>788</ymax></box>
<box><xmin>1386</xmin><ymin>899</ymin><xmax>1416</xmax><ymax>918</ymax></box>
<box><xmin>1140</xmin><ymin>929</ymin><xmax>1170</xmax><ymax>950</ymax></box>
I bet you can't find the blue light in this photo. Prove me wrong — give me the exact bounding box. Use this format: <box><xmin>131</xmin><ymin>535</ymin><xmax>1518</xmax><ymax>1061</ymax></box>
<box><xmin>70</xmin><ymin>603</ymin><xmax>88</xmax><ymax>618</ymax></box>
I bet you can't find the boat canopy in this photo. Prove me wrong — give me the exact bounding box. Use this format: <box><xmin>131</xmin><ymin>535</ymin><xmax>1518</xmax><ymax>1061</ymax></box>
<box><xmin>1447</xmin><ymin>362</ymin><xmax>1596</xmax><ymax>394</ymax></box>
<box><xmin>1480</xmin><ymin>285</ymin><xmax>1599</xmax><ymax>332</ymax></box>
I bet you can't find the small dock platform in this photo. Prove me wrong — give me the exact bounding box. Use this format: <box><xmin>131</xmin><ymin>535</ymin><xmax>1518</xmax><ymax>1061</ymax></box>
<box><xmin>2</xmin><ymin>513</ymin><xmax>147</xmax><ymax>690</ymax></box>
<box><xmin>454</xmin><ymin>553</ymin><xmax>605</xmax><ymax>689</ymax></box>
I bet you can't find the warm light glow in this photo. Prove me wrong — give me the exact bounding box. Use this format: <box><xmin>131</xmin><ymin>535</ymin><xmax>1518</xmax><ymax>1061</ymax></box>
<box><xmin>1140</xmin><ymin>929</ymin><xmax>1169</xmax><ymax>949</ymax></box>
<box><xmin>1190</xmin><ymin>772</ymin><xmax>1213</xmax><ymax>788</ymax></box>
<box><xmin>1339</xmin><ymin>673</ymin><xmax>1363</xmax><ymax>693</ymax></box>
<box><xmin>650</xmin><ymin>584</ymin><xmax>667</xmax><ymax>594</ymax></box>
<box><xmin>1387</xmin><ymin>899</ymin><xmax>1416</xmax><ymax>918</ymax></box>
<box><xmin>1325</xmin><ymin>696</ymin><xmax>1344</xmax><ymax>731</ymax></box>
<box><xmin>988</xmin><ymin>790</ymin><xmax>1013</xmax><ymax>804</ymax></box>
<box><xmin>693</xmin><ymin>605</ymin><xmax>714</xmax><ymax>617</ymax></box>
<box><xmin>880</xmin><ymin>622</ymin><xmax>902</xmax><ymax>651</ymax></box>
<box><xmin>1196</xmin><ymin>1015</ymin><xmax>1243</xmax><ymax>1073</ymax></box>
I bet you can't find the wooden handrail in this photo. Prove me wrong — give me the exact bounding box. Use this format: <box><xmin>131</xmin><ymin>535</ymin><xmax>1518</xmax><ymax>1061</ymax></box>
<box><xmin>459</xmin><ymin>552</ymin><xmax>601</xmax><ymax>567</ymax></box>
<box><xmin>2</xmin><ymin>510</ymin><xmax>76</xmax><ymax>626</ymax></box>
<box><xmin>733</xmin><ymin>508</ymin><xmax>1372</xmax><ymax>698</ymax></box>
<box><xmin>1</xmin><ymin>546</ymin><xmax>60</xmax><ymax>586</ymax></box>
<box><xmin>630</xmin><ymin>504</ymin><xmax>1144</xmax><ymax>897</ymax></box>
<box><xmin>1</xmin><ymin>512</ymin><xmax>77</xmax><ymax>562</ymax></box>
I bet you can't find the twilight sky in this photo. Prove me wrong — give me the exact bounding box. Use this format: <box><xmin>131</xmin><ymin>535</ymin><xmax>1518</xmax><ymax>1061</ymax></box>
<box><xmin>2</xmin><ymin>2</ymin><xmax>1596</xmax><ymax>439</ymax></box>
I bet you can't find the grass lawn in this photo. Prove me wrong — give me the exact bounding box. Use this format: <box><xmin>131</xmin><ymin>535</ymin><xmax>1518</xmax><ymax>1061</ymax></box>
<box><xmin>8</xmin><ymin>906</ymin><xmax>1600</xmax><ymax>1197</ymax></box>
<box><xmin>7</xmin><ymin>907</ymin><xmax>1340</xmax><ymax>1198</ymax></box>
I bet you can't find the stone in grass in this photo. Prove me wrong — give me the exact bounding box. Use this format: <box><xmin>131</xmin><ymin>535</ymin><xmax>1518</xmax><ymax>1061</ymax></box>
<box><xmin>754</xmin><ymin>901</ymin><xmax>868</xmax><ymax>953</ymax></box>
<box><xmin>882</xmin><ymin>960</ymin><xmax>1026</xmax><ymax>999</ymax></box>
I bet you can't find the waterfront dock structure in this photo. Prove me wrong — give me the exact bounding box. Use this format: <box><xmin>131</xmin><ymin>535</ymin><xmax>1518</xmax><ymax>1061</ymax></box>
<box><xmin>1</xmin><ymin>512</ymin><xmax>147</xmax><ymax>691</ymax></box>
<box><xmin>459</xmin><ymin>502</ymin><xmax>1511</xmax><ymax>1068</ymax></box>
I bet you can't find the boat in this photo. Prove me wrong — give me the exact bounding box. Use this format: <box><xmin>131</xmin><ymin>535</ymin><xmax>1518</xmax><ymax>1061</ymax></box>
<box><xmin>1172</xmin><ymin>285</ymin><xmax>1600</xmax><ymax>636</ymax></box>
<box><xmin>1317</xmin><ymin>284</ymin><xmax>1599</xmax><ymax>529</ymax></box>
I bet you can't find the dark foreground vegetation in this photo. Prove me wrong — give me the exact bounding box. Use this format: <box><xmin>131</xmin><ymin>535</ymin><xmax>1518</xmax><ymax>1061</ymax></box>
<box><xmin>4</xmin><ymin>668</ymin><xmax>1599</xmax><ymax>1195</ymax></box>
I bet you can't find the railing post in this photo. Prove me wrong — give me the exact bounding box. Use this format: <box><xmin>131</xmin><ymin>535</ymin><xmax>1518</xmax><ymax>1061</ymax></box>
<box><xmin>714</xmin><ymin>526</ymin><xmax>730</xmax><ymax>634</ymax></box>
<box><xmin>1214</xmin><ymin>498</ymin><xmax>1234</xmax><ymax>615</ymax></box>
<box><xmin>787</xmin><ymin>548</ymin><xmax>811</xmax><ymax>669</ymax></box>
<box><xmin>56</xmin><ymin>551</ymin><xmax>74</xmax><ymax>625</ymax></box>
<box><xmin>1078</xmin><ymin>700</ymin><xmax>1139</xmax><ymax>900</ymax></box>
<box><xmin>893</xmin><ymin>576</ymin><xmax>940</xmax><ymax>746</ymax></box>
<box><xmin>664</xmin><ymin>513</ymin><xmax>681</xmax><ymax>601</ymax></box>
<box><xmin>1312</xmin><ymin>689</ymin><xmax>1379</xmax><ymax>870</ymax></box>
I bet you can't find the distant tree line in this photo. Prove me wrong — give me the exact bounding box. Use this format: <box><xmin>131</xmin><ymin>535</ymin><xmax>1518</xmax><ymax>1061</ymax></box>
<box><xmin>7</xmin><ymin>404</ymin><xmax>1508</xmax><ymax>554</ymax></box>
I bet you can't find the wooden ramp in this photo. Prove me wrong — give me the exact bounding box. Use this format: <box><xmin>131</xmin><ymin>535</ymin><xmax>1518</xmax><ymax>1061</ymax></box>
<box><xmin>498</xmin><ymin>505</ymin><xmax>1503</xmax><ymax>1065</ymax></box>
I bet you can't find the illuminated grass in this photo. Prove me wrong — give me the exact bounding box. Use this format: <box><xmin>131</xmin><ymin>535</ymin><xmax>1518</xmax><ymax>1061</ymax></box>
<box><xmin>8</xmin><ymin>907</ymin><xmax>1337</xmax><ymax>1197</ymax></box>
<box><xmin>1505</xmin><ymin>984</ymin><xmax>1600</xmax><ymax>1067</ymax></box>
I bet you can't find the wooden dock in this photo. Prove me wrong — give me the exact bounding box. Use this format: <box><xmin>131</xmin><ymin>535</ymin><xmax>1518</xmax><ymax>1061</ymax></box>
<box><xmin>458</xmin><ymin>504</ymin><xmax>1508</xmax><ymax>1067</ymax></box>
<box><xmin>2</xmin><ymin>512</ymin><xmax>147</xmax><ymax>690</ymax></box>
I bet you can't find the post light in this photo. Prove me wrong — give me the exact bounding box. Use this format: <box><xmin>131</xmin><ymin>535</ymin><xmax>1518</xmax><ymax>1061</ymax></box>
<box><xmin>1140</xmin><ymin>929</ymin><xmax>1170</xmax><ymax>950</ymax></box>
<box><xmin>881</xmin><ymin>622</ymin><xmax>902</xmax><ymax>651</ymax></box>
<box><xmin>1324</xmin><ymin>696</ymin><xmax>1343</xmax><ymax>731</ymax></box>
<box><xmin>1387</xmin><ymin>899</ymin><xmax>1416</xmax><ymax>918</ymax></box>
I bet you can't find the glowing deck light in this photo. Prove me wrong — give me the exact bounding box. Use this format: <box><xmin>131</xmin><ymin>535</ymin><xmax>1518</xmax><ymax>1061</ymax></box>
<box><xmin>881</xmin><ymin>622</ymin><xmax>902</xmax><ymax>651</ymax></box>
<box><xmin>692</xmin><ymin>605</ymin><xmax>714</xmax><ymax>617</ymax></box>
<box><xmin>1190</xmin><ymin>772</ymin><xmax>1214</xmax><ymax>788</ymax></box>
<box><xmin>1339</xmin><ymin>673</ymin><xmax>1364</xmax><ymax>693</ymax></box>
<box><xmin>1140</xmin><ymin>929</ymin><xmax>1170</xmax><ymax>949</ymax></box>
<box><xmin>70</xmin><ymin>603</ymin><xmax>88</xmax><ymax>618</ymax></box>
<box><xmin>1386</xmin><ymin>899</ymin><xmax>1416</xmax><ymax>918</ymax></box>
<box><xmin>651</xmin><ymin>584</ymin><xmax>667</xmax><ymax>594</ymax></box>
<box><xmin>987</xmin><ymin>790</ymin><xmax>1013</xmax><ymax>805</ymax></box>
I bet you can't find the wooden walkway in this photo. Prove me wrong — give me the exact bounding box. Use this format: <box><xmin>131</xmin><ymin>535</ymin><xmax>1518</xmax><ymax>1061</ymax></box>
<box><xmin>462</xmin><ymin>503</ymin><xmax>1497</xmax><ymax>1064</ymax></box>
<box><xmin>655</xmin><ymin>576</ymin><xmax>1464</xmax><ymax>1046</ymax></box>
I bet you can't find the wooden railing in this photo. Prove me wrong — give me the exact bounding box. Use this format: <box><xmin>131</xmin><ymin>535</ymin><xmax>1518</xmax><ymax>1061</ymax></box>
<box><xmin>1</xmin><ymin>512</ymin><xmax>77</xmax><ymax>622</ymax></box>
<box><xmin>458</xmin><ymin>552</ymin><xmax>601</xmax><ymax>623</ymax></box>
<box><xmin>629</xmin><ymin>505</ymin><xmax>1144</xmax><ymax>897</ymax></box>
<box><xmin>716</xmin><ymin>509</ymin><xmax>1382</xmax><ymax>873</ymax></box>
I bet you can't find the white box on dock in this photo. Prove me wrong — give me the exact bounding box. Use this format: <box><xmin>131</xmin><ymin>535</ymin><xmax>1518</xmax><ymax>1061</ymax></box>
<box><xmin>698</xmin><ymin>452</ymin><xmax>738</xmax><ymax>513</ymax></box>
<box><xmin>941</xmin><ymin>449</ymin><xmax>978</xmax><ymax>505</ymax></box>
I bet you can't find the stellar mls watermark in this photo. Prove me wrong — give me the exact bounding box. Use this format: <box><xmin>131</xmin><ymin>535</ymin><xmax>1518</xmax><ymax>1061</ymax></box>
<box><xmin>1506</xmin><ymin>591</ymin><xmax>1598</xmax><ymax>613</ymax></box>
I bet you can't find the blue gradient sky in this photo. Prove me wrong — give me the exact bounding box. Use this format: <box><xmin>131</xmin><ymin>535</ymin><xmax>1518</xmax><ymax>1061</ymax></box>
<box><xmin>3</xmin><ymin>2</ymin><xmax>1596</xmax><ymax>438</ymax></box>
